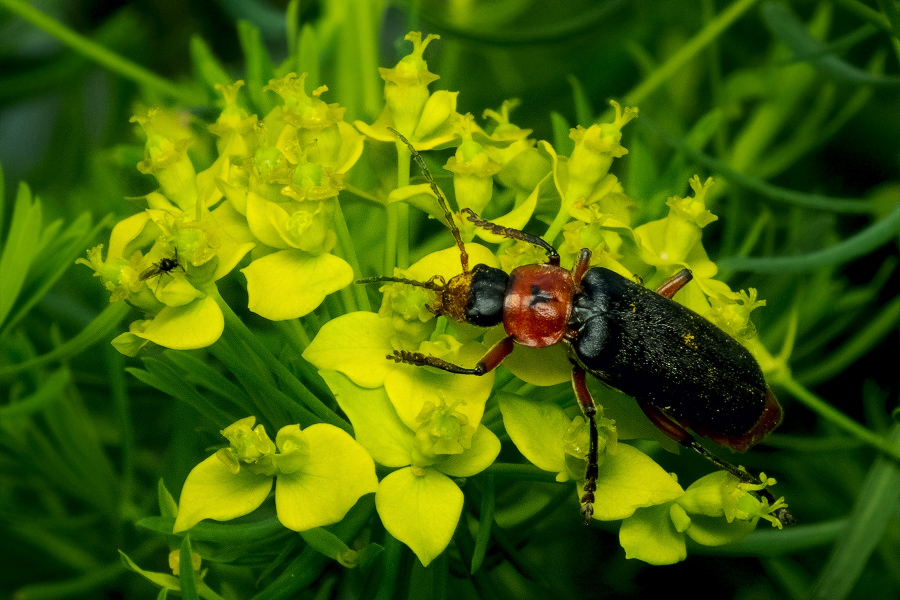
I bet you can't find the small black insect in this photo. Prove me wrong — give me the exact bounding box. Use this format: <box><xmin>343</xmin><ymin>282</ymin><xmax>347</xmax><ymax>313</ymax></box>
<box><xmin>139</xmin><ymin>248</ymin><xmax>185</xmax><ymax>290</ymax></box>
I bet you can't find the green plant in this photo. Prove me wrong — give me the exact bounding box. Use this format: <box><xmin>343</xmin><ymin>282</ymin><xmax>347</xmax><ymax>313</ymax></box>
<box><xmin>1</xmin><ymin>1</ymin><xmax>897</xmax><ymax>598</ymax></box>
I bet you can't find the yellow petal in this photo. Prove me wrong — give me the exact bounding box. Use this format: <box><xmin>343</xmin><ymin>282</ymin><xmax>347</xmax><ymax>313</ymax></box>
<box><xmin>242</xmin><ymin>250</ymin><xmax>353</xmax><ymax>320</ymax></box>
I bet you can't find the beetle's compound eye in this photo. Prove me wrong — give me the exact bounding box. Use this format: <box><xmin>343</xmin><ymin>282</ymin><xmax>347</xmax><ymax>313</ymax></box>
<box><xmin>465</xmin><ymin>264</ymin><xmax>509</xmax><ymax>327</ymax></box>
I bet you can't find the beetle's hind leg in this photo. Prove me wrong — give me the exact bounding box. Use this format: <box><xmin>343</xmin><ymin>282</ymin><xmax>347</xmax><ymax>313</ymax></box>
<box><xmin>571</xmin><ymin>365</ymin><xmax>600</xmax><ymax>523</ymax></box>
<box><xmin>637</xmin><ymin>401</ymin><xmax>794</xmax><ymax>527</ymax></box>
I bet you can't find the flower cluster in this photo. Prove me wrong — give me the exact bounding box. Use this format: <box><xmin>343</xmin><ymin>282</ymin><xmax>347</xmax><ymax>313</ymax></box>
<box><xmin>87</xmin><ymin>30</ymin><xmax>786</xmax><ymax>572</ymax></box>
<box><xmin>79</xmin><ymin>74</ymin><xmax>361</xmax><ymax>353</ymax></box>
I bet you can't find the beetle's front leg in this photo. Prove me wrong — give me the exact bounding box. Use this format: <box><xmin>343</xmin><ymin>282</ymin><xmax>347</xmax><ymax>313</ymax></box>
<box><xmin>389</xmin><ymin>335</ymin><xmax>515</xmax><ymax>376</ymax></box>
<box><xmin>571</xmin><ymin>364</ymin><xmax>600</xmax><ymax>524</ymax></box>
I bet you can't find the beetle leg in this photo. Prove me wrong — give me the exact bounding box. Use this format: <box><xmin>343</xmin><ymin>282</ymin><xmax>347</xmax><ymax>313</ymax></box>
<box><xmin>655</xmin><ymin>268</ymin><xmax>693</xmax><ymax>299</ymax></box>
<box><xmin>388</xmin><ymin>335</ymin><xmax>515</xmax><ymax>375</ymax></box>
<box><xmin>572</xmin><ymin>365</ymin><xmax>599</xmax><ymax>524</ymax></box>
<box><xmin>571</xmin><ymin>249</ymin><xmax>592</xmax><ymax>285</ymax></box>
<box><xmin>637</xmin><ymin>401</ymin><xmax>794</xmax><ymax>526</ymax></box>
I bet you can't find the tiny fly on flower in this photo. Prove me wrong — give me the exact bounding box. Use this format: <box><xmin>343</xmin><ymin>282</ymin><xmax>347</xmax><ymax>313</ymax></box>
<box><xmin>139</xmin><ymin>248</ymin><xmax>185</xmax><ymax>291</ymax></box>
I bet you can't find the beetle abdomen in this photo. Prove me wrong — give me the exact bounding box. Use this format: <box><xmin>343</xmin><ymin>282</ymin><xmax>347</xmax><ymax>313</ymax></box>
<box><xmin>570</xmin><ymin>268</ymin><xmax>769</xmax><ymax>437</ymax></box>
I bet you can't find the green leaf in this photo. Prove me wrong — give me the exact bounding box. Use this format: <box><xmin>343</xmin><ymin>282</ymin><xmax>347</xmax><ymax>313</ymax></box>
<box><xmin>238</xmin><ymin>20</ymin><xmax>276</xmax><ymax>114</ymax></box>
<box><xmin>550</xmin><ymin>112</ymin><xmax>573</xmax><ymax>156</ymax></box>
<box><xmin>179</xmin><ymin>535</ymin><xmax>199</xmax><ymax>600</ymax></box>
<box><xmin>375</xmin><ymin>467</ymin><xmax>463</xmax><ymax>566</ymax></box>
<box><xmin>299</xmin><ymin>528</ymin><xmax>355</xmax><ymax>566</ymax></box>
<box><xmin>762</xmin><ymin>2</ymin><xmax>900</xmax><ymax>87</ymax></box>
<box><xmin>128</xmin><ymin>357</ymin><xmax>236</xmax><ymax>427</ymax></box>
<box><xmin>0</xmin><ymin>367</ymin><xmax>68</xmax><ymax>419</ymax></box>
<box><xmin>0</xmin><ymin>181</ymin><xmax>41</xmax><ymax>329</ymax></box>
<box><xmin>296</xmin><ymin>23</ymin><xmax>320</xmax><ymax>90</ymax></box>
<box><xmin>190</xmin><ymin>36</ymin><xmax>233</xmax><ymax>99</ymax></box>
<box><xmin>119</xmin><ymin>550</ymin><xmax>180</xmax><ymax>591</ymax></box>
<box><xmin>158</xmin><ymin>479</ymin><xmax>178</xmax><ymax>519</ymax></box>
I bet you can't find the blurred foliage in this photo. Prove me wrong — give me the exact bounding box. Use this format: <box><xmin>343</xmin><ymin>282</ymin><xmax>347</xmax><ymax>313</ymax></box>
<box><xmin>0</xmin><ymin>0</ymin><xmax>898</xmax><ymax>599</ymax></box>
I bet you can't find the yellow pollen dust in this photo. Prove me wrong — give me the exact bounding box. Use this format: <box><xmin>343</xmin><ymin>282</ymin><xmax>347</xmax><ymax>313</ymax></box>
<box><xmin>682</xmin><ymin>332</ymin><xmax>698</xmax><ymax>350</ymax></box>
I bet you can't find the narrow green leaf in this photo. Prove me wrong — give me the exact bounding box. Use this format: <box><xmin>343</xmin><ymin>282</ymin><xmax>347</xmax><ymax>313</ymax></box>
<box><xmin>139</xmin><ymin>516</ymin><xmax>285</xmax><ymax>542</ymax></box>
<box><xmin>285</xmin><ymin>0</ymin><xmax>300</xmax><ymax>61</ymax></box>
<box><xmin>762</xmin><ymin>2</ymin><xmax>900</xmax><ymax>86</ymax></box>
<box><xmin>0</xmin><ymin>182</ymin><xmax>41</xmax><ymax>328</ymax></box>
<box><xmin>299</xmin><ymin>528</ymin><xmax>352</xmax><ymax>562</ymax></box>
<box><xmin>636</xmin><ymin>115</ymin><xmax>879</xmax><ymax>213</ymax></box>
<box><xmin>550</xmin><ymin>111</ymin><xmax>573</xmax><ymax>157</ymax></box>
<box><xmin>0</xmin><ymin>367</ymin><xmax>68</xmax><ymax>419</ymax></box>
<box><xmin>0</xmin><ymin>162</ymin><xmax>5</xmax><ymax>242</ymax></box>
<box><xmin>0</xmin><ymin>301</ymin><xmax>131</xmax><ymax>377</ymax></box>
<box><xmin>159</xmin><ymin>479</ymin><xmax>178</xmax><ymax>519</ymax></box>
<box><xmin>190</xmin><ymin>36</ymin><xmax>233</xmax><ymax>98</ymax></box>
<box><xmin>163</xmin><ymin>349</ymin><xmax>252</xmax><ymax>410</ymax></box>
<box><xmin>3</xmin><ymin>212</ymin><xmax>109</xmax><ymax>335</ymax></box>
<box><xmin>719</xmin><ymin>203</ymin><xmax>900</xmax><ymax>272</ymax></box>
<box><xmin>566</xmin><ymin>75</ymin><xmax>593</xmax><ymax>127</ymax></box>
<box><xmin>238</xmin><ymin>20</ymin><xmax>276</xmax><ymax>114</ymax></box>
<box><xmin>297</xmin><ymin>23</ymin><xmax>321</xmax><ymax>91</ymax></box>
<box><xmin>128</xmin><ymin>358</ymin><xmax>238</xmax><ymax>428</ymax></box>
<box><xmin>809</xmin><ymin>424</ymin><xmax>900</xmax><ymax>599</ymax></box>
<box><xmin>179</xmin><ymin>536</ymin><xmax>199</xmax><ymax>600</ymax></box>
<box><xmin>470</xmin><ymin>473</ymin><xmax>495</xmax><ymax>574</ymax></box>
<box><xmin>797</xmin><ymin>296</ymin><xmax>900</xmax><ymax>386</ymax></box>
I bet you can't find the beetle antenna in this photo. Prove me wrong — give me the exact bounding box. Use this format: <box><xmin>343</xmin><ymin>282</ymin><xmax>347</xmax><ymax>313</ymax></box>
<box><xmin>388</xmin><ymin>127</ymin><xmax>470</xmax><ymax>275</ymax></box>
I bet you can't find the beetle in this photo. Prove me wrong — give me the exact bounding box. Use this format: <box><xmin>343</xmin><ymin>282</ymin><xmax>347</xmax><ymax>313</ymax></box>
<box><xmin>364</xmin><ymin>128</ymin><xmax>791</xmax><ymax>525</ymax></box>
<box><xmin>139</xmin><ymin>248</ymin><xmax>185</xmax><ymax>291</ymax></box>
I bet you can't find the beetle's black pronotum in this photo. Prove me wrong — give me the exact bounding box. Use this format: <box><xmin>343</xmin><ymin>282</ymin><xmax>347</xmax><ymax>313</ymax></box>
<box><xmin>362</xmin><ymin>128</ymin><xmax>791</xmax><ymax>526</ymax></box>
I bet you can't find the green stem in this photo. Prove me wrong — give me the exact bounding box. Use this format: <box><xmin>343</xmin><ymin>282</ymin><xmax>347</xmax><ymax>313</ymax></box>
<box><xmin>0</xmin><ymin>0</ymin><xmax>201</xmax><ymax>105</ymax></box>
<box><xmin>835</xmin><ymin>0</ymin><xmax>894</xmax><ymax>32</ymax></box>
<box><xmin>692</xmin><ymin>518</ymin><xmax>849</xmax><ymax>556</ymax></box>
<box><xmin>719</xmin><ymin>203</ymin><xmax>900</xmax><ymax>273</ymax></box>
<box><xmin>483</xmin><ymin>463</ymin><xmax>559</xmax><ymax>482</ymax></box>
<box><xmin>776</xmin><ymin>374</ymin><xmax>900</xmax><ymax>463</ymax></box>
<box><xmin>333</xmin><ymin>197</ymin><xmax>371</xmax><ymax>311</ymax></box>
<box><xmin>395</xmin><ymin>141</ymin><xmax>412</xmax><ymax>269</ymax></box>
<box><xmin>383</xmin><ymin>206</ymin><xmax>398</xmax><ymax>275</ymax></box>
<box><xmin>796</xmin><ymin>296</ymin><xmax>900</xmax><ymax>387</ymax></box>
<box><xmin>623</xmin><ymin>0</ymin><xmax>761</xmax><ymax>107</ymax></box>
<box><xmin>636</xmin><ymin>116</ymin><xmax>879</xmax><ymax>214</ymax></box>
<box><xmin>542</xmin><ymin>204</ymin><xmax>572</xmax><ymax>247</ymax></box>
